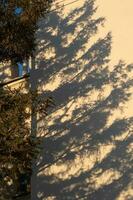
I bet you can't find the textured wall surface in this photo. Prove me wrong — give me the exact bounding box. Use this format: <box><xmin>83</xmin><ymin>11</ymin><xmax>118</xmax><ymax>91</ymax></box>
<box><xmin>31</xmin><ymin>0</ymin><xmax>133</xmax><ymax>199</ymax></box>
<box><xmin>97</xmin><ymin>0</ymin><xmax>133</xmax><ymax>64</ymax></box>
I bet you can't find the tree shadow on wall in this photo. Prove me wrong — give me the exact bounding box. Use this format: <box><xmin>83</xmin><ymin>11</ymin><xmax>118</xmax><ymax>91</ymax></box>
<box><xmin>31</xmin><ymin>0</ymin><xmax>133</xmax><ymax>199</ymax></box>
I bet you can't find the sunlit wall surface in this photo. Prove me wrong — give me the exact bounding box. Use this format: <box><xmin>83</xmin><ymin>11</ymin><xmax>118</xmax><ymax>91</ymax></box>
<box><xmin>31</xmin><ymin>0</ymin><xmax>133</xmax><ymax>199</ymax></box>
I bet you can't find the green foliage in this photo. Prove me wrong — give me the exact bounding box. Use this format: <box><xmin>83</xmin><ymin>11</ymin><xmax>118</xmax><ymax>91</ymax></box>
<box><xmin>0</xmin><ymin>0</ymin><xmax>53</xmax><ymax>63</ymax></box>
<box><xmin>0</xmin><ymin>1</ymin><xmax>53</xmax><ymax>198</ymax></box>
<box><xmin>0</xmin><ymin>86</ymin><xmax>54</xmax><ymax>199</ymax></box>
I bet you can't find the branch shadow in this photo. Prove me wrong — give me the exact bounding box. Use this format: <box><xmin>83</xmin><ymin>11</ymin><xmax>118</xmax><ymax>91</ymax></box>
<box><xmin>31</xmin><ymin>0</ymin><xmax>133</xmax><ymax>199</ymax></box>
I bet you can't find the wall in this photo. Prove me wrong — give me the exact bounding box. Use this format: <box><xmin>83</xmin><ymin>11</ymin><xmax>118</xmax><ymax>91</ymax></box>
<box><xmin>0</xmin><ymin>61</ymin><xmax>30</xmax><ymax>85</ymax></box>
<box><xmin>31</xmin><ymin>0</ymin><xmax>133</xmax><ymax>199</ymax></box>
<box><xmin>0</xmin><ymin>62</ymin><xmax>16</xmax><ymax>83</ymax></box>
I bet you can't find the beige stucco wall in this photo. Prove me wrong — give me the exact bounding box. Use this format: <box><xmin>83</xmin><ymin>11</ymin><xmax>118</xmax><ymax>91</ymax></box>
<box><xmin>31</xmin><ymin>0</ymin><xmax>133</xmax><ymax>199</ymax></box>
<box><xmin>97</xmin><ymin>0</ymin><xmax>133</xmax><ymax>64</ymax></box>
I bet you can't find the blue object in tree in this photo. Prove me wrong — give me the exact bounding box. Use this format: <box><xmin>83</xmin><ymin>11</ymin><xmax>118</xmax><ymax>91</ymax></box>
<box><xmin>27</xmin><ymin>65</ymin><xmax>30</xmax><ymax>73</ymax></box>
<box><xmin>17</xmin><ymin>62</ymin><xmax>23</xmax><ymax>77</ymax></box>
<box><xmin>14</xmin><ymin>7</ymin><xmax>23</xmax><ymax>16</ymax></box>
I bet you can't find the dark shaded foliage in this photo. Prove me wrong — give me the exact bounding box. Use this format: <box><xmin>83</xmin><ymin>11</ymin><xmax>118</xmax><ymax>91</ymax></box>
<box><xmin>0</xmin><ymin>86</ymin><xmax>54</xmax><ymax>199</ymax></box>
<box><xmin>0</xmin><ymin>0</ymin><xmax>53</xmax><ymax>63</ymax></box>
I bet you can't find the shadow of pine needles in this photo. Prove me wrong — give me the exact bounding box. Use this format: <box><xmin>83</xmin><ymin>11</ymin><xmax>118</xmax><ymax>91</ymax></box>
<box><xmin>31</xmin><ymin>0</ymin><xmax>133</xmax><ymax>199</ymax></box>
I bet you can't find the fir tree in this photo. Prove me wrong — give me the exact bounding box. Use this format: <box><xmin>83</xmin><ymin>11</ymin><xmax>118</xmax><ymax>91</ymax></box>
<box><xmin>0</xmin><ymin>86</ymin><xmax>54</xmax><ymax>198</ymax></box>
<box><xmin>0</xmin><ymin>0</ymin><xmax>52</xmax><ymax>63</ymax></box>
